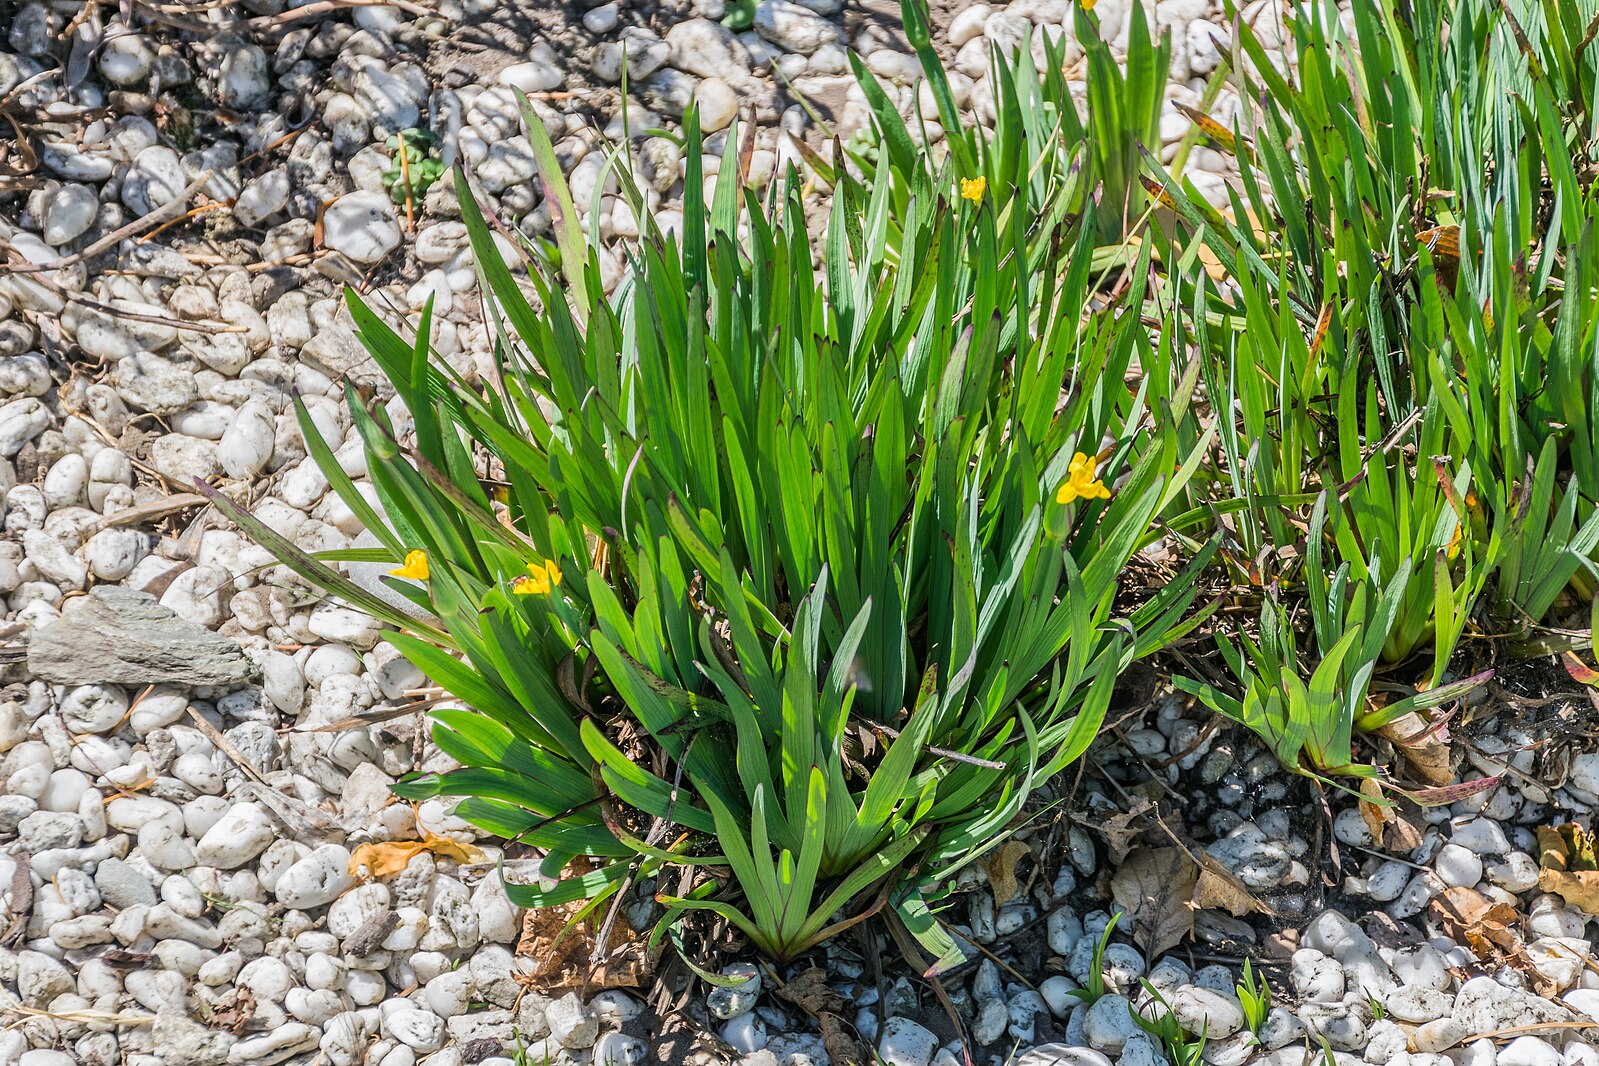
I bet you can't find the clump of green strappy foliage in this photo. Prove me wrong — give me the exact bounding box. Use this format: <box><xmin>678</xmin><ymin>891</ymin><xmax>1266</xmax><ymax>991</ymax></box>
<box><xmin>1137</xmin><ymin>0</ymin><xmax>1599</xmax><ymax>791</ymax></box>
<box><xmin>217</xmin><ymin>0</ymin><xmax>1599</xmax><ymax>966</ymax></box>
<box><xmin>218</xmin><ymin>95</ymin><xmax>1209</xmax><ymax>963</ymax></box>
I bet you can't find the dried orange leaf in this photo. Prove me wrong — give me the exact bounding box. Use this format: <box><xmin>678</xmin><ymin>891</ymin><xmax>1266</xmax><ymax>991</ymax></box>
<box><xmin>348</xmin><ymin>831</ymin><xmax>485</xmax><ymax>880</ymax></box>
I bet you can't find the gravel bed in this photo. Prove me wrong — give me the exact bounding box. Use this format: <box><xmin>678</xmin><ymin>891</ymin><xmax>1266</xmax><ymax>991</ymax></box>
<box><xmin>1</xmin><ymin>3</ymin><xmax>1595</xmax><ymax>1066</ymax></box>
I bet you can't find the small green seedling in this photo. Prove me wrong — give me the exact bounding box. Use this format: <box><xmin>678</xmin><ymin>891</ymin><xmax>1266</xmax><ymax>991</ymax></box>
<box><xmin>1133</xmin><ymin>980</ymin><xmax>1208</xmax><ymax>1066</ymax></box>
<box><xmin>1066</xmin><ymin>913</ymin><xmax>1122</xmax><ymax>1006</ymax></box>
<box><xmin>720</xmin><ymin>0</ymin><xmax>755</xmax><ymax>30</ymax></box>
<box><xmin>1237</xmin><ymin>959</ymin><xmax>1272</xmax><ymax>1039</ymax></box>
<box><xmin>510</xmin><ymin>1028</ymin><xmax>551</xmax><ymax>1066</ymax></box>
<box><xmin>383</xmin><ymin>127</ymin><xmax>445</xmax><ymax>205</ymax></box>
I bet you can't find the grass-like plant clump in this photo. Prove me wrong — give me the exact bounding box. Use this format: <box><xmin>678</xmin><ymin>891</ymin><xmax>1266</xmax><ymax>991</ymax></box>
<box><xmin>1149</xmin><ymin>0</ymin><xmax>1599</xmax><ymax>792</ymax></box>
<box><xmin>214</xmin><ymin>0</ymin><xmax>1599</xmax><ymax>965</ymax></box>
<box><xmin>220</xmin><ymin>74</ymin><xmax>1211</xmax><ymax>962</ymax></box>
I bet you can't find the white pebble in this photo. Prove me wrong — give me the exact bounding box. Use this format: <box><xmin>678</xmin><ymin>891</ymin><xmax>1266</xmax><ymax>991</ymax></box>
<box><xmin>1436</xmin><ymin>842</ymin><xmax>1485</xmax><ymax>888</ymax></box>
<box><xmin>193</xmin><ymin>801</ymin><xmax>275</xmax><ymax>868</ymax></box>
<box><xmin>322</xmin><ymin>190</ymin><xmax>403</xmax><ymax>265</ymax></box>
<box><xmin>218</xmin><ymin>400</ymin><xmax>276</xmax><ymax>479</ymax></box>
<box><xmin>278</xmin><ymin>843</ymin><xmax>359</xmax><ymax>914</ymax></box>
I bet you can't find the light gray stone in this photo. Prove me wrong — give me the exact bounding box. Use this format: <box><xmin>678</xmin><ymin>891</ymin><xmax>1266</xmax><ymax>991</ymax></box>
<box><xmin>28</xmin><ymin>586</ymin><xmax>257</xmax><ymax>686</ymax></box>
<box><xmin>753</xmin><ymin>0</ymin><xmax>841</xmax><ymax>54</ymax></box>
<box><xmin>322</xmin><ymin>190</ymin><xmax>402</xmax><ymax>264</ymax></box>
<box><xmin>878</xmin><ymin>1017</ymin><xmax>938</xmax><ymax>1066</ymax></box>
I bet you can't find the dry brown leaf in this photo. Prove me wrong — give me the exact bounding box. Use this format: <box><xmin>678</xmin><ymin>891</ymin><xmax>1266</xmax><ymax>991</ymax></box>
<box><xmin>1377</xmin><ymin>711</ymin><xmax>1453</xmax><ymax>787</ymax></box>
<box><xmin>208</xmin><ymin>985</ymin><xmax>255</xmax><ymax>1034</ymax></box>
<box><xmin>1431</xmin><ymin>886</ymin><xmax>1520</xmax><ymax>956</ymax></box>
<box><xmin>0</xmin><ymin>853</ymin><xmax>30</xmax><ymax>948</ymax></box>
<box><xmin>982</xmin><ymin>840</ymin><xmax>1032</xmax><ymax>907</ymax></box>
<box><xmin>1386</xmin><ymin>812</ymin><xmax>1425</xmax><ymax>853</ymax></box>
<box><xmin>1092</xmin><ymin>798</ymin><xmax>1154</xmax><ymax>866</ymax></box>
<box><xmin>819</xmin><ymin>1013</ymin><xmax>866</xmax><ymax>1066</ymax></box>
<box><xmin>1356</xmin><ymin>778</ymin><xmax>1424</xmax><ymax>852</ymax></box>
<box><xmin>1430</xmin><ymin>886</ymin><xmax>1556</xmax><ymax>997</ymax></box>
<box><xmin>78</xmin><ymin>492</ymin><xmax>208</xmax><ymax>537</ymax></box>
<box><xmin>1541</xmin><ymin>824</ymin><xmax>1599</xmax><ymax>867</ymax></box>
<box><xmin>348</xmin><ymin>830</ymin><xmax>486</xmax><ymax>880</ymax></box>
<box><xmin>1358</xmin><ymin>777</ymin><xmax>1390</xmax><ymax>844</ymax></box>
<box><xmin>1192</xmin><ymin>863</ymin><xmax>1271</xmax><ymax>918</ymax></box>
<box><xmin>1147</xmin><ymin>817</ymin><xmax>1273</xmax><ymax>920</ymax></box>
<box><xmin>1111</xmin><ymin>847</ymin><xmax>1198</xmax><ymax>960</ymax></box>
<box><xmin>777</xmin><ymin>964</ymin><xmax>863</xmax><ymax>1064</ymax></box>
<box><xmin>513</xmin><ymin>891</ymin><xmax>653</xmax><ymax>992</ymax></box>
<box><xmin>185</xmin><ymin>709</ymin><xmax>341</xmax><ymax>841</ymax></box>
<box><xmin>1264</xmin><ymin>929</ymin><xmax>1299</xmax><ymax>958</ymax></box>
<box><xmin>1538</xmin><ymin>824</ymin><xmax>1599</xmax><ymax>915</ymax></box>
<box><xmin>775</xmin><ymin>967</ymin><xmax>843</xmax><ymax>1016</ymax></box>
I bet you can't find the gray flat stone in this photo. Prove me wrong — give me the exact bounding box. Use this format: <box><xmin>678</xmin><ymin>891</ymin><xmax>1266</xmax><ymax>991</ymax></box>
<box><xmin>27</xmin><ymin>586</ymin><xmax>258</xmax><ymax>687</ymax></box>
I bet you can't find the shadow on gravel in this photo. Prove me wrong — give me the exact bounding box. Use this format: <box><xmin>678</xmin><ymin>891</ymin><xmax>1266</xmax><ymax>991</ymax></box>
<box><xmin>425</xmin><ymin>0</ymin><xmax>596</xmax><ymax>88</ymax></box>
<box><xmin>425</xmin><ymin>0</ymin><xmax>936</xmax><ymax>133</ymax></box>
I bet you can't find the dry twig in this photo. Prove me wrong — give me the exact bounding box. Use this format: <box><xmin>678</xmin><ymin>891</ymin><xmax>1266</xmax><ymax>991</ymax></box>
<box><xmin>251</xmin><ymin>0</ymin><xmax>434</xmax><ymax>30</ymax></box>
<box><xmin>0</xmin><ymin>171</ymin><xmax>215</xmax><ymax>274</ymax></box>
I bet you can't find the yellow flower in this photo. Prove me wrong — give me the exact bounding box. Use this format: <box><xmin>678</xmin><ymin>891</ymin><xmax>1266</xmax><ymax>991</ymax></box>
<box><xmin>1080</xmin><ymin>0</ymin><xmax>1096</xmax><ymax>9</ymax></box>
<box><xmin>513</xmin><ymin>559</ymin><xmax>563</xmax><ymax>596</ymax></box>
<box><xmin>389</xmin><ymin>550</ymin><xmax>429</xmax><ymax>581</ymax></box>
<box><xmin>1446</xmin><ymin>522</ymin><xmax>1463</xmax><ymax>561</ymax></box>
<box><xmin>1055</xmin><ymin>452</ymin><xmax>1111</xmax><ymax>505</ymax></box>
<box><xmin>959</xmin><ymin>176</ymin><xmax>986</xmax><ymax>203</ymax></box>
